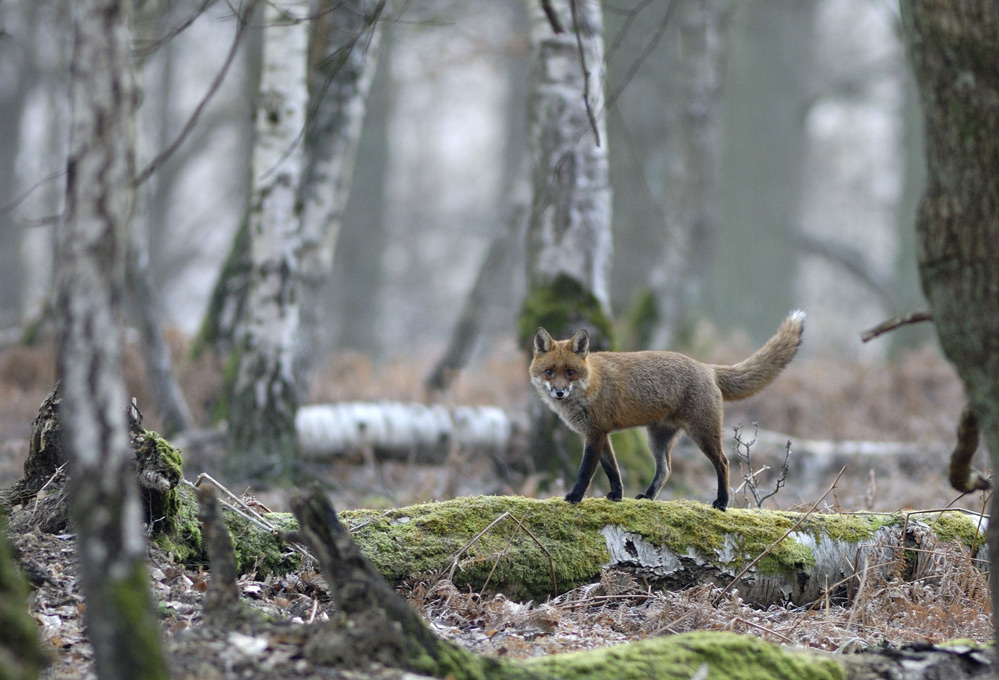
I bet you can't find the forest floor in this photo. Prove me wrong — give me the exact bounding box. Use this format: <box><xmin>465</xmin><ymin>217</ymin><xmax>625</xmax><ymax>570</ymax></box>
<box><xmin>0</xmin><ymin>335</ymin><xmax>993</xmax><ymax>678</ymax></box>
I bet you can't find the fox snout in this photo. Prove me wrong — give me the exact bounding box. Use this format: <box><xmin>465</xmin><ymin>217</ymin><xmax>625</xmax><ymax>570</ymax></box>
<box><xmin>547</xmin><ymin>383</ymin><xmax>571</xmax><ymax>400</ymax></box>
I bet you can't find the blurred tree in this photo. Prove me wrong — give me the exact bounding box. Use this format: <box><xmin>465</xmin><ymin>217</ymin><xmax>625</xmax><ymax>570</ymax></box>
<box><xmin>900</xmin><ymin>0</ymin><xmax>999</xmax><ymax>641</ymax></box>
<box><xmin>295</xmin><ymin>0</ymin><xmax>388</xmax><ymax>384</ymax></box>
<box><xmin>426</xmin><ymin>3</ymin><xmax>531</xmax><ymax>391</ymax></box>
<box><xmin>56</xmin><ymin>0</ymin><xmax>168</xmax><ymax>676</ymax></box>
<box><xmin>326</xmin><ymin>40</ymin><xmax>390</xmax><ymax>356</ymax></box>
<box><xmin>127</xmin><ymin>0</ymin><xmax>194</xmax><ymax>436</ymax></box>
<box><xmin>649</xmin><ymin>0</ymin><xmax>731</xmax><ymax>348</ymax></box>
<box><xmin>520</xmin><ymin>0</ymin><xmax>613</xmax><ymax>484</ymax></box>
<box><xmin>227</xmin><ymin>0</ymin><xmax>310</xmax><ymax>480</ymax></box>
<box><xmin>0</xmin><ymin>1</ymin><xmax>41</xmax><ymax>329</ymax></box>
<box><xmin>711</xmin><ymin>0</ymin><xmax>815</xmax><ymax>342</ymax></box>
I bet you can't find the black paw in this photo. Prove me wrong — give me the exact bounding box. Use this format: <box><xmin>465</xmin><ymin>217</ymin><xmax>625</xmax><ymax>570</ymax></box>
<box><xmin>635</xmin><ymin>493</ymin><xmax>650</xmax><ymax>500</ymax></box>
<box><xmin>712</xmin><ymin>498</ymin><xmax>728</xmax><ymax>511</ymax></box>
<box><xmin>564</xmin><ymin>492</ymin><xmax>583</xmax><ymax>504</ymax></box>
<box><xmin>606</xmin><ymin>490</ymin><xmax>623</xmax><ymax>502</ymax></box>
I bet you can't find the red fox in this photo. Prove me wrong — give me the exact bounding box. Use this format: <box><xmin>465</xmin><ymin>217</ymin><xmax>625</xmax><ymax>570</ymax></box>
<box><xmin>530</xmin><ymin>311</ymin><xmax>805</xmax><ymax>510</ymax></box>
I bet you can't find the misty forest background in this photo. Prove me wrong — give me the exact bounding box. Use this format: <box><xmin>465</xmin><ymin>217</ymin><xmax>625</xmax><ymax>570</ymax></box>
<box><xmin>0</xmin><ymin>0</ymin><xmax>980</xmax><ymax>514</ymax></box>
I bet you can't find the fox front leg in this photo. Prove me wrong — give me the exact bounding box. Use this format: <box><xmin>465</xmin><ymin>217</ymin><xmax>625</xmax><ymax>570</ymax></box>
<box><xmin>565</xmin><ymin>433</ymin><xmax>609</xmax><ymax>504</ymax></box>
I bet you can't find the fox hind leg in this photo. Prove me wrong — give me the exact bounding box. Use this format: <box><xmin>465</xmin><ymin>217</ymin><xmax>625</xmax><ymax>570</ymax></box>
<box><xmin>637</xmin><ymin>424</ymin><xmax>679</xmax><ymax>500</ymax></box>
<box><xmin>685</xmin><ymin>419</ymin><xmax>729</xmax><ymax>511</ymax></box>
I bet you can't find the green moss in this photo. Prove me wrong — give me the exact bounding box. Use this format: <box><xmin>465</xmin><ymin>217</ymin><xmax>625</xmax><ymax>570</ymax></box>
<box><xmin>618</xmin><ymin>287</ymin><xmax>659</xmax><ymax>351</ymax></box>
<box><xmin>190</xmin><ymin>214</ymin><xmax>249</xmax><ymax>361</ymax></box>
<box><xmin>522</xmin><ymin>630</ymin><xmax>844</xmax><ymax>680</ymax></box>
<box><xmin>212</xmin><ymin>348</ymin><xmax>240</xmax><ymax>425</ymax></box>
<box><xmin>918</xmin><ymin>511</ymin><xmax>985</xmax><ymax>548</ymax></box>
<box><xmin>135</xmin><ymin>432</ymin><xmax>203</xmax><ymax>565</ymax></box>
<box><xmin>518</xmin><ymin>273</ymin><xmax>614</xmax><ymax>351</ymax></box>
<box><xmin>107</xmin><ymin>562</ymin><xmax>170</xmax><ymax>679</ymax></box>
<box><xmin>228</xmin><ymin>512</ymin><xmax>302</xmax><ymax>577</ymax></box>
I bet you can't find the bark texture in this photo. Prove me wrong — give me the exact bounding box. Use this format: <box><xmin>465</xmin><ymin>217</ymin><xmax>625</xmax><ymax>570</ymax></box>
<box><xmin>523</xmin><ymin>0</ymin><xmax>613</xmax><ymax>326</ymax></box>
<box><xmin>900</xmin><ymin>0</ymin><xmax>999</xmax><ymax>641</ymax></box>
<box><xmin>229</xmin><ymin>0</ymin><xmax>310</xmax><ymax>480</ymax></box>
<box><xmin>522</xmin><ymin>0</ymin><xmax>614</xmax><ymax>484</ymax></box>
<box><xmin>57</xmin><ymin>0</ymin><xmax>168</xmax><ymax>676</ymax></box>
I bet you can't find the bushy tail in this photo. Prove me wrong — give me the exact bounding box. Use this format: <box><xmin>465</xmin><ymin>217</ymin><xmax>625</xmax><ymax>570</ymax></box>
<box><xmin>712</xmin><ymin>310</ymin><xmax>805</xmax><ymax>401</ymax></box>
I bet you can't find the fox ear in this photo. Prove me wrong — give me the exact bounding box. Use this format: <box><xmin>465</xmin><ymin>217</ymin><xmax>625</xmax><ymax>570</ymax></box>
<box><xmin>570</xmin><ymin>329</ymin><xmax>589</xmax><ymax>357</ymax></box>
<box><xmin>534</xmin><ymin>327</ymin><xmax>553</xmax><ymax>355</ymax></box>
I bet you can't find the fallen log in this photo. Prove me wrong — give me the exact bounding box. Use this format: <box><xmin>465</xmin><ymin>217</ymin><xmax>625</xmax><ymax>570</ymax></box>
<box><xmin>336</xmin><ymin>495</ymin><xmax>987</xmax><ymax>607</ymax></box>
<box><xmin>295</xmin><ymin>401</ymin><xmax>516</xmax><ymax>463</ymax></box>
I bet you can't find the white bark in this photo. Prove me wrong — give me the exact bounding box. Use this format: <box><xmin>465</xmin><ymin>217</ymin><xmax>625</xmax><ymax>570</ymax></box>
<box><xmin>230</xmin><ymin>0</ymin><xmax>310</xmax><ymax>478</ymax></box>
<box><xmin>524</xmin><ymin>0</ymin><xmax>613</xmax><ymax>314</ymax></box>
<box><xmin>297</xmin><ymin>402</ymin><xmax>514</xmax><ymax>462</ymax></box>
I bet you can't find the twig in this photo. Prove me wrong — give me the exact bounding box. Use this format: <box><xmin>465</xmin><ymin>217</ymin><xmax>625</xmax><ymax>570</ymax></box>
<box><xmin>554</xmin><ymin>593</ymin><xmax>660</xmax><ymax>609</ymax></box>
<box><xmin>860</xmin><ymin>311</ymin><xmax>932</xmax><ymax>343</ymax></box>
<box><xmin>569</xmin><ymin>0</ymin><xmax>601</xmax><ymax>146</ymax></box>
<box><xmin>134</xmin><ymin>0</ymin><xmax>259</xmax><ymax>187</ymax></box>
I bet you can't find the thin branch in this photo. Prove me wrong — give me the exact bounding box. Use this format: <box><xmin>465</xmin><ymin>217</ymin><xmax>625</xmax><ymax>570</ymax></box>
<box><xmin>860</xmin><ymin>310</ymin><xmax>933</xmax><ymax>342</ymax></box>
<box><xmin>569</xmin><ymin>0</ymin><xmax>600</xmax><ymax>146</ymax></box>
<box><xmin>541</xmin><ymin>0</ymin><xmax>564</xmax><ymax>33</ymax></box>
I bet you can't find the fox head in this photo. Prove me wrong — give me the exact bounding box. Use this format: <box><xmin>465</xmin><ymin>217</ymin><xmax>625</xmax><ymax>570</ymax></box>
<box><xmin>530</xmin><ymin>327</ymin><xmax>589</xmax><ymax>401</ymax></box>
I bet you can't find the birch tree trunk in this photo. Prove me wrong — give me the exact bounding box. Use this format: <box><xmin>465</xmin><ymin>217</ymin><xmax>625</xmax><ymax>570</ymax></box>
<box><xmin>57</xmin><ymin>0</ymin><xmax>168</xmax><ymax>676</ymax></box>
<box><xmin>228</xmin><ymin>0</ymin><xmax>310</xmax><ymax>480</ymax></box>
<box><xmin>521</xmin><ymin>0</ymin><xmax>613</xmax><ymax>483</ymax></box>
<box><xmin>295</xmin><ymin>0</ymin><xmax>387</xmax><ymax>386</ymax></box>
<box><xmin>900</xmin><ymin>0</ymin><xmax>999</xmax><ymax>642</ymax></box>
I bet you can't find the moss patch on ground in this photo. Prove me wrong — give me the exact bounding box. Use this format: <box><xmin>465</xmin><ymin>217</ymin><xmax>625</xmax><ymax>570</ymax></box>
<box><xmin>521</xmin><ymin>630</ymin><xmax>845</xmax><ymax>680</ymax></box>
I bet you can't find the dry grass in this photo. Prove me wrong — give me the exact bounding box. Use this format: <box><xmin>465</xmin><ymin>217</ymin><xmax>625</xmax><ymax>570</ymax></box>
<box><xmin>406</xmin><ymin>535</ymin><xmax>992</xmax><ymax>658</ymax></box>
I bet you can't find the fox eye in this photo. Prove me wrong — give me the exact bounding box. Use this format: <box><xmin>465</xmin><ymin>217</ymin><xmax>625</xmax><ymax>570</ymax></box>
<box><xmin>566</xmin><ymin>370</ymin><xmax>575</xmax><ymax>378</ymax></box>
<box><xmin>545</xmin><ymin>369</ymin><xmax>554</xmax><ymax>378</ymax></box>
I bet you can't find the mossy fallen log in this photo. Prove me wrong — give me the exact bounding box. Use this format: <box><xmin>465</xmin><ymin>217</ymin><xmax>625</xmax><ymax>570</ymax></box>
<box><xmin>155</xmin><ymin>492</ymin><xmax>985</xmax><ymax>605</ymax></box>
<box><xmin>333</xmin><ymin>495</ymin><xmax>985</xmax><ymax>607</ymax></box>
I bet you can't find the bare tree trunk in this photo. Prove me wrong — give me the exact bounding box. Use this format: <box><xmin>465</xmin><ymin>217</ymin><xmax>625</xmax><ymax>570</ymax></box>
<box><xmin>0</xmin><ymin>2</ymin><xmax>41</xmax><ymax>328</ymax></box>
<box><xmin>521</xmin><ymin>0</ymin><xmax>614</xmax><ymax>484</ymax></box>
<box><xmin>712</xmin><ymin>0</ymin><xmax>813</xmax><ymax>341</ymax></box>
<box><xmin>900</xmin><ymin>0</ymin><xmax>999</xmax><ymax>643</ymax></box>
<box><xmin>127</xmin><ymin>228</ymin><xmax>193</xmax><ymax>435</ymax></box>
<box><xmin>295</xmin><ymin>0</ymin><xmax>387</xmax><ymax>386</ymax></box>
<box><xmin>57</xmin><ymin>0</ymin><xmax>168</xmax><ymax>676</ymax></box>
<box><xmin>425</xmin><ymin>202</ymin><xmax>527</xmax><ymax>391</ymax></box>
<box><xmin>649</xmin><ymin>0</ymin><xmax>731</xmax><ymax>348</ymax></box>
<box><xmin>228</xmin><ymin>0</ymin><xmax>310</xmax><ymax>480</ymax></box>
